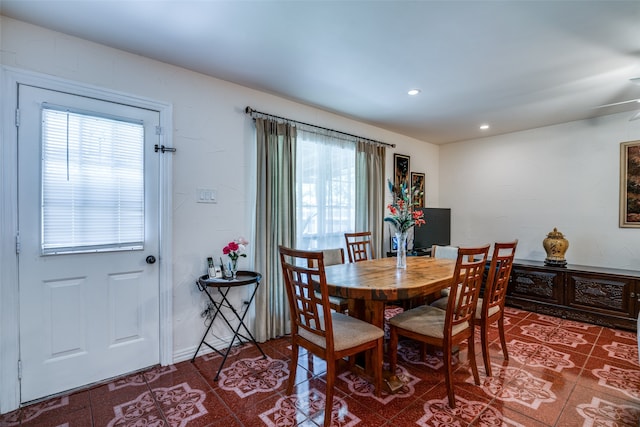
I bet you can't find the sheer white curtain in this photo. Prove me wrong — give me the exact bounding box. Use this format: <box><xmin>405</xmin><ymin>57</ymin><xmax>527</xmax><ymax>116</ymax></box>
<box><xmin>295</xmin><ymin>128</ymin><xmax>356</xmax><ymax>251</ymax></box>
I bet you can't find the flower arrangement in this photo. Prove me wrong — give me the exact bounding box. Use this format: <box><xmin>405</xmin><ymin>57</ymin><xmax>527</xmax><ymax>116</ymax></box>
<box><xmin>384</xmin><ymin>179</ymin><xmax>425</xmax><ymax>233</ymax></box>
<box><xmin>222</xmin><ymin>237</ymin><xmax>249</xmax><ymax>262</ymax></box>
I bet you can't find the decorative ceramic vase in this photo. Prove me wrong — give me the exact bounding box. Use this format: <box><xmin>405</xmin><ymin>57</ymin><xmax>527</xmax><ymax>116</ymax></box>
<box><xmin>543</xmin><ymin>227</ymin><xmax>569</xmax><ymax>267</ymax></box>
<box><xmin>396</xmin><ymin>231</ymin><xmax>407</xmax><ymax>269</ymax></box>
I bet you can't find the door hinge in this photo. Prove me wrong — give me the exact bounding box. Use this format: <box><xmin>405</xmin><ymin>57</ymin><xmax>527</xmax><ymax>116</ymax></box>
<box><xmin>155</xmin><ymin>126</ymin><xmax>163</xmax><ymax>135</ymax></box>
<box><xmin>16</xmin><ymin>232</ymin><xmax>21</xmax><ymax>254</ymax></box>
<box><xmin>15</xmin><ymin>108</ymin><xmax>20</xmax><ymax>127</ymax></box>
<box><xmin>18</xmin><ymin>360</ymin><xmax>22</xmax><ymax>380</ymax></box>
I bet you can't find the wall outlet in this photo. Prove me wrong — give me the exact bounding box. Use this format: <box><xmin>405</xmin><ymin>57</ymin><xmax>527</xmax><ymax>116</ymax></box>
<box><xmin>196</xmin><ymin>188</ymin><xmax>217</xmax><ymax>203</ymax></box>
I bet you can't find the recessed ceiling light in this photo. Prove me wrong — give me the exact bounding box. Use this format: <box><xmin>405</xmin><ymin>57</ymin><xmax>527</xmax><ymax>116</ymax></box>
<box><xmin>407</xmin><ymin>89</ymin><xmax>421</xmax><ymax>96</ymax></box>
<box><xmin>479</xmin><ymin>124</ymin><xmax>490</xmax><ymax>130</ymax></box>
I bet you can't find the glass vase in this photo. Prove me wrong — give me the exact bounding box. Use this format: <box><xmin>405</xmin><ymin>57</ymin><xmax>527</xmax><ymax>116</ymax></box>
<box><xmin>395</xmin><ymin>231</ymin><xmax>407</xmax><ymax>269</ymax></box>
<box><xmin>230</xmin><ymin>259</ymin><xmax>238</xmax><ymax>279</ymax></box>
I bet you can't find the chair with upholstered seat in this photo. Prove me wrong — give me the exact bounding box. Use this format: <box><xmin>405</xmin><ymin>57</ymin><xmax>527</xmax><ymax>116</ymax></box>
<box><xmin>388</xmin><ymin>245</ymin><xmax>490</xmax><ymax>408</ymax></box>
<box><xmin>431</xmin><ymin>240</ymin><xmax>517</xmax><ymax>376</ymax></box>
<box><xmin>312</xmin><ymin>248</ymin><xmax>348</xmax><ymax>313</ymax></box>
<box><xmin>344</xmin><ymin>231</ymin><xmax>375</xmax><ymax>262</ymax></box>
<box><xmin>279</xmin><ymin>245</ymin><xmax>384</xmax><ymax>426</ymax></box>
<box><xmin>431</xmin><ymin>244</ymin><xmax>459</xmax><ymax>259</ymax></box>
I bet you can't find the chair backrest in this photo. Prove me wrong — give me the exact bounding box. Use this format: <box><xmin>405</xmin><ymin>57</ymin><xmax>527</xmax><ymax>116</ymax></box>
<box><xmin>344</xmin><ymin>231</ymin><xmax>375</xmax><ymax>263</ymax></box>
<box><xmin>482</xmin><ymin>240</ymin><xmax>518</xmax><ymax>317</ymax></box>
<box><xmin>431</xmin><ymin>245</ymin><xmax>459</xmax><ymax>260</ymax></box>
<box><xmin>279</xmin><ymin>246</ymin><xmax>335</xmax><ymax>350</ymax></box>
<box><xmin>320</xmin><ymin>248</ymin><xmax>345</xmax><ymax>266</ymax></box>
<box><xmin>445</xmin><ymin>245</ymin><xmax>491</xmax><ymax>335</ymax></box>
<box><xmin>306</xmin><ymin>247</ymin><xmax>345</xmax><ymax>269</ymax></box>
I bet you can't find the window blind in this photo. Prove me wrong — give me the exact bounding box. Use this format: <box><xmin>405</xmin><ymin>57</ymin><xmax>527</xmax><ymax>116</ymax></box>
<box><xmin>41</xmin><ymin>106</ymin><xmax>145</xmax><ymax>254</ymax></box>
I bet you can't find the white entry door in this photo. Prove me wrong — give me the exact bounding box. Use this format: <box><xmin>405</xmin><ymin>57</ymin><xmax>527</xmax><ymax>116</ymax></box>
<box><xmin>17</xmin><ymin>84</ymin><xmax>161</xmax><ymax>402</ymax></box>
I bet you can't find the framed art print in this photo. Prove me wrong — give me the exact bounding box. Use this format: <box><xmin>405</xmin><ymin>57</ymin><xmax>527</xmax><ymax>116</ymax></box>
<box><xmin>411</xmin><ymin>172</ymin><xmax>425</xmax><ymax>208</ymax></box>
<box><xmin>393</xmin><ymin>154</ymin><xmax>410</xmax><ymax>198</ymax></box>
<box><xmin>620</xmin><ymin>140</ymin><xmax>640</xmax><ymax>228</ymax></box>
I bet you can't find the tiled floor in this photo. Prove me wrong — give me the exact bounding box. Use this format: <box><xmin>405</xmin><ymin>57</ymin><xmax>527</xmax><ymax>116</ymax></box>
<box><xmin>2</xmin><ymin>307</ymin><xmax>639</xmax><ymax>426</ymax></box>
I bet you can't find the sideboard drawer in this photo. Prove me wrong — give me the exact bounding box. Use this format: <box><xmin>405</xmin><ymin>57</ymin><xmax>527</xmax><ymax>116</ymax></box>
<box><xmin>510</xmin><ymin>266</ymin><xmax>564</xmax><ymax>305</ymax></box>
<box><xmin>566</xmin><ymin>272</ymin><xmax>636</xmax><ymax>319</ymax></box>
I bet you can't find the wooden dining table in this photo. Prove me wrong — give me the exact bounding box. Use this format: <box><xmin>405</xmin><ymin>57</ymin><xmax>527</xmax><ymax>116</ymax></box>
<box><xmin>324</xmin><ymin>256</ymin><xmax>457</xmax><ymax>329</ymax></box>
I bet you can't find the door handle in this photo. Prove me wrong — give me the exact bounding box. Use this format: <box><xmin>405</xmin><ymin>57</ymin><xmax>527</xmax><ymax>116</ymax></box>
<box><xmin>146</xmin><ymin>255</ymin><xmax>156</xmax><ymax>264</ymax></box>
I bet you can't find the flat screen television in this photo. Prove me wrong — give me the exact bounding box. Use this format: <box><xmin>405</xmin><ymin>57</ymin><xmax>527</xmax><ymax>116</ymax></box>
<box><xmin>412</xmin><ymin>208</ymin><xmax>451</xmax><ymax>251</ymax></box>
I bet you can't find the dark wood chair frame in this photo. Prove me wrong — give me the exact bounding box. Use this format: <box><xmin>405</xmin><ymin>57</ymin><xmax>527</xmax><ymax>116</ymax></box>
<box><xmin>344</xmin><ymin>231</ymin><xmax>375</xmax><ymax>262</ymax></box>
<box><xmin>389</xmin><ymin>245</ymin><xmax>490</xmax><ymax>408</ymax></box>
<box><xmin>279</xmin><ymin>245</ymin><xmax>383</xmax><ymax>426</ymax></box>
<box><xmin>478</xmin><ymin>240</ymin><xmax>518</xmax><ymax>376</ymax></box>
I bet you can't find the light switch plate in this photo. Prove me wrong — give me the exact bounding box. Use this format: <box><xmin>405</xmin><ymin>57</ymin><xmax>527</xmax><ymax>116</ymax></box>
<box><xmin>197</xmin><ymin>188</ymin><xmax>217</xmax><ymax>203</ymax></box>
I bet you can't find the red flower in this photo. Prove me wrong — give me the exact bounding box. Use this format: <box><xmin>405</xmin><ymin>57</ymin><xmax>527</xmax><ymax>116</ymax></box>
<box><xmin>222</xmin><ymin>238</ymin><xmax>249</xmax><ymax>261</ymax></box>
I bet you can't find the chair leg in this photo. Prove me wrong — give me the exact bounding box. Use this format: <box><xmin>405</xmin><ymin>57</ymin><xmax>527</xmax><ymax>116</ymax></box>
<box><xmin>467</xmin><ymin>335</ymin><xmax>480</xmax><ymax>385</ymax></box>
<box><xmin>498</xmin><ymin>315</ymin><xmax>509</xmax><ymax>361</ymax></box>
<box><xmin>373</xmin><ymin>338</ymin><xmax>383</xmax><ymax>398</ymax></box>
<box><xmin>443</xmin><ymin>342</ymin><xmax>456</xmax><ymax>408</ymax></box>
<box><xmin>287</xmin><ymin>344</ymin><xmax>299</xmax><ymax>395</ymax></box>
<box><xmin>389</xmin><ymin>326</ymin><xmax>399</xmax><ymax>373</ymax></box>
<box><xmin>324</xmin><ymin>361</ymin><xmax>336</xmax><ymax>426</ymax></box>
<box><xmin>480</xmin><ymin>322</ymin><xmax>492</xmax><ymax>377</ymax></box>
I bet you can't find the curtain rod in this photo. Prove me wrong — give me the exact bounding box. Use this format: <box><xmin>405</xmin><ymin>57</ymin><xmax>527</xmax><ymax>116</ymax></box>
<box><xmin>245</xmin><ymin>106</ymin><xmax>395</xmax><ymax>148</ymax></box>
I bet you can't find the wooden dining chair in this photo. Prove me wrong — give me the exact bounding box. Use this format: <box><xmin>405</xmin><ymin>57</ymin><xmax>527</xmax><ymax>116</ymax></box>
<box><xmin>478</xmin><ymin>240</ymin><xmax>517</xmax><ymax>375</ymax></box>
<box><xmin>279</xmin><ymin>245</ymin><xmax>384</xmax><ymax>426</ymax></box>
<box><xmin>431</xmin><ymin>241</ymin><xmax>517</xmax><ymax>376</ymax></box>
<box><xmin>311</xmin><ymin>248</ymin><xmax>348</xmax><ymax>313</ymax></box>
<box><xmin>344</xmin><ymin>231</ymin><xmax>375</xmax><ymax>262</ymax></box>
<box><xmin>388</xmin><ymin>245</ymin><xmax>490</xmax><ymax>408</ymax></box>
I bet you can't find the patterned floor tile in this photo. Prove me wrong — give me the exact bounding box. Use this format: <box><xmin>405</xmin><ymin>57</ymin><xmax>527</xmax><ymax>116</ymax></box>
<box><xmin>479</xmin><ymin>365</ymin><xmax>573</xmax><ymax>426</ymax></box>
<box><xmin>559</xmin><ymin>386</ymin><xmax>640</xmax><ymax>427</ymax></box>
<box><xmin>558</xmin><ymin>318</ymin><xmax>604</xmax><ymax>337</ymax></box>
<box><xmin>513</xmin><ymin>321</ymin><xmax>558</xmax><ymax>344</ymax></box>
<box><xmin>591</xmin><ymin>335</ymin><xmax>640</xmax><ymax>367</ymax></box>
<box><xmin>598</xmin><ymin>327</ymin><xmax>638</xmax><ymax>346</ymax></box>
<box><xmin>2</xmin><ymin>309</ymin><xmax>638</xmax><ymax>427</ymax></box>
<box><xmin>470</xmin><ymin>403</ymin><xmax>549</xmax><ymax>427</ymax></box>
<box><xmin>578</xmin><ymin>356</ymin><xmax>640</xmax><ymax>402</ymax></box>
<box><xmin>541</xmin><ymin>327</ymin><xmax>595</xmax><ymax>355</ymax></box>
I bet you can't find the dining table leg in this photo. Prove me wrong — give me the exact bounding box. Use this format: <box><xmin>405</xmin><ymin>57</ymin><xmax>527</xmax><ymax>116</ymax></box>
<box><xmin>347</xmin><ymin>299</ymin><xmax>385</xmax><ymax>329</ymax></box>
<box><xmin>346</xmin><ymin>298</ymin><xmax>402</xmax><ymax>392</ymax></box>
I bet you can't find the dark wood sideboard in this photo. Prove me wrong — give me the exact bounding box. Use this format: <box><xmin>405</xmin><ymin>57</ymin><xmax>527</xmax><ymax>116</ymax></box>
<box><xmin>506</xmin><ymin>259</ymin><xmax>640</xmax><ymax>331</ymax></box>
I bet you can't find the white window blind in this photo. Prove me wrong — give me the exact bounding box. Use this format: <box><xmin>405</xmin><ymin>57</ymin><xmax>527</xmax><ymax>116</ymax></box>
<box><xmin>41</xmin><ymin>105</ymin><xmax>145</xmax><ymax>254</ymax></box>
<box><xmin>296</xmin><ymin>129</ymin><xmax>356</xmax><ymax>250</ymax></box>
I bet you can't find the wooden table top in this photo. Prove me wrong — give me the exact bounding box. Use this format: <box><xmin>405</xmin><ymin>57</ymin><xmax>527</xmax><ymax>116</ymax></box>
<box><xmin>324</xmin><ymin>257</ymin><xmax>456</xmax><ymax>302</ymax></box>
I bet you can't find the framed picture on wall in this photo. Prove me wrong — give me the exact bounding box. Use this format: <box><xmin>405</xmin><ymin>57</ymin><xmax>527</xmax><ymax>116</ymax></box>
<box><xmin>393</xmin><ymin>154</ymin><xmax>410</xmax><ymax>199</ymax></box>
<box><xmin>620</xmin><ymin>140</ymin><xmax>640</xmax><ymax>228</ymax></box>
<box><xmin>411</xmin><ymin>172</ymin><xmax>425</xmax><ymax>208</ymax></box>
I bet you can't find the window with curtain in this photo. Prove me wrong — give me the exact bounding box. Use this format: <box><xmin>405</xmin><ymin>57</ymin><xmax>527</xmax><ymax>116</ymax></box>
<box><xmin>41</xmin><ymin>106</ymin><xmax>145</xmax><ymax>254</ymax></box>
<box><xmin>295</xmin><ymin>128</ymin><xmax>356</xmax><ymax>250</ymax></box>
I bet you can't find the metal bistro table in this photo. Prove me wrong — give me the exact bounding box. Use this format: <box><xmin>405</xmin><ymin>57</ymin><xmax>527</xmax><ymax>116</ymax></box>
<box><xmin>191</xmin><ymin>270</ymin><xmax>265</xmax><ymax>380</ymax></box>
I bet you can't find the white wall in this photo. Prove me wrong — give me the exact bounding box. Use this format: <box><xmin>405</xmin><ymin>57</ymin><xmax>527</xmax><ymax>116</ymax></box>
<box><xmin>440</xmin><ymin>114</ymin><xmax>640</xmax><ymax>270</ymax></box>
<box><xmin>0</xmin><ymin>17</ymin><xmax>438</xmax><ymax>362</ymax></box>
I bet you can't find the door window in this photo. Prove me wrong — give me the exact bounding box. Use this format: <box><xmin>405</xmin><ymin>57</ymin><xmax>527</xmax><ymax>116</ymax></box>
<box><xmin>41</xmin><ymin>105</ymin><xmax>144</xmax><ymax>255</ymax></box>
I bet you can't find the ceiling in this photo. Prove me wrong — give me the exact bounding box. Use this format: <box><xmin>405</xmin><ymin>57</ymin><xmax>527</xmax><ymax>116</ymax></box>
<box><xmin>2</xmin><ymin>1</ymin><xmax>640</xmax><ymax>145</ymax></box>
